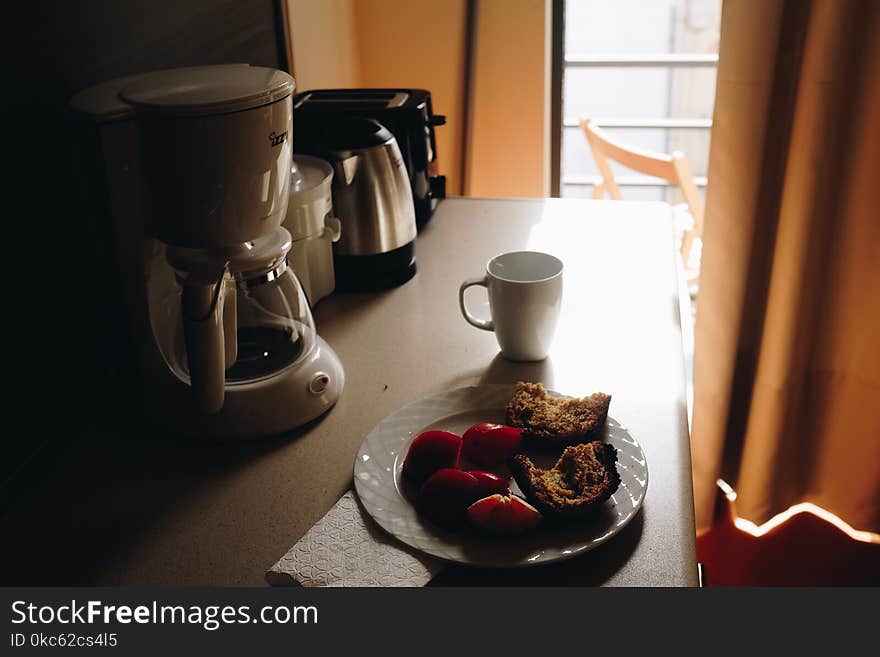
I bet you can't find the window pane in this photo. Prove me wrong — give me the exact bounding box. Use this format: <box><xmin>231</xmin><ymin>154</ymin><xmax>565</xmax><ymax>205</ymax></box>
<box><xmin>664</xmin><ymin>185</ymin><xmax>706</xmax><ymax>207</ymax></box>
<box><xmin>562</xmin><ymin>126</ymin><xmax>593</xmax><ymax>178</ymax></box>
<box><xmin>567</xmin><ymin>127</ymin><xmax>713</xmax><ymax>180</ymax></box>
<box><xmin>559</xmin><ymin>0</ymin><xmax>721</xmax><ymax>199</ymax></box>
<box><xmin>563</xmin><ymin>127</ymin><xmax>667</xmax><ymax>179</ymax></box>
<box><xmin>565</xmin><ymin>0</ymin><xmax>722</xmax><ymax>55</ymax></box>
<box><xmin>563</xmin><ymin>67</ymin><xmax>717</xmax><ymax>123</ymax></box>
<box><xmin>565</xmin><ymin>0</ymin><xmax>679</xmax><ymax>55</ymax></box>
<box><xmin>667</xmin><ymin>67</ymin><xmax>718</xmax><ymax>122</ymax></box>
<box><xmin>563</xmin><ymin>67</ymin><xmax>670</xmax><ymax>119</ymax></box>
<box><xmin>667</xmin><ymin>128</ymin><xmax>711</xmax><ymax>177</ymax></box>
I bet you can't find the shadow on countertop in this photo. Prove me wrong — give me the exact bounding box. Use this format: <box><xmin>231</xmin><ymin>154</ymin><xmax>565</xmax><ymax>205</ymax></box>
<box><xmin>480</xmin><ymin>353</ymin><xmax>555</xmax><ymax>388</ymax></box>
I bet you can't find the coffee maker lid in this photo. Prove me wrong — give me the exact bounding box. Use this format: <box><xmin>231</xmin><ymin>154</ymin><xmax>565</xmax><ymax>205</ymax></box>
<box><xmin>119</xmin><ymin>65</ymin><xmax>294</xmax><ymax>117</ymax></box>
<box><xmin>70</xmin><ymin>65</ymin><xmax>254</xmax><ymax>123</ymax></box>
<box><xmin>70</xmin><ymin>71</ymin><xmax>152</xmax><ymax>123</ymax></box>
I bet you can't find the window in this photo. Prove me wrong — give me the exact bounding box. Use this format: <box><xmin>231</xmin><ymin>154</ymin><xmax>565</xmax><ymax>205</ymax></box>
<box><xmin>559</xmin><ymin>0</ymin><xmax>721</xmax><ymax>204</ymax></box>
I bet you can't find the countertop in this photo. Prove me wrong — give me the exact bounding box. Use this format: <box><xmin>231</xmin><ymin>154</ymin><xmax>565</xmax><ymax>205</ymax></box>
<box><xmin>0</xmin><ymin>197</ymin><xmax>697</xmax><ymax>586</ymax></box>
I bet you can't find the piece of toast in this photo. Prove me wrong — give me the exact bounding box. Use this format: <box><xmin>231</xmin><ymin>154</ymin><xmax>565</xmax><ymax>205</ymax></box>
<box><xmin>509</xmin><ymin>442</ymin><xmax>620</xmax><ymax>518</ymax></box>
<box><xmin>505</xmin><ymin>381</ymin><xmax>611</xmax><ymax>447</ymax></box>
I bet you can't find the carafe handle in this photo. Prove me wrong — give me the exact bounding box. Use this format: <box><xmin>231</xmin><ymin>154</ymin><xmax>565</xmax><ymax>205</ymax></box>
<box><xmin>181</xmin><ymin>266</ymin><xmax>231</xmax><ymax>414</ymax></box>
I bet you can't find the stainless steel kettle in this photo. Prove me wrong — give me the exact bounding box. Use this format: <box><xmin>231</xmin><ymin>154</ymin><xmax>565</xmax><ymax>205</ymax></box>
<box><xmin>320</xmin><ymin>118</ymin><xmax>417</xmax><ymax>290</ymax></box>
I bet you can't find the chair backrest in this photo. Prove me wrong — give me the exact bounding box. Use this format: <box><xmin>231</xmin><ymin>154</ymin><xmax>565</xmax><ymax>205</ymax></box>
<box><xmin>580</xmin><ymin>117</ymin><xmax>705</xmax><ymax>264</ymax></box>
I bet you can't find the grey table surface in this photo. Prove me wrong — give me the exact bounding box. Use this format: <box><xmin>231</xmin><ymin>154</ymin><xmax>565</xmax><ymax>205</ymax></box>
<box><xmin>0</xmin><ymin>197</ymin><xmax>697</xmax><ymax>586</ymax></box>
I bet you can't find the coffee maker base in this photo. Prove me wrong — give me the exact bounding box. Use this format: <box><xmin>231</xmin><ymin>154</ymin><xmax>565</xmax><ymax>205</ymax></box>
<box><xmin>146</xmin><ymin>337</ymin><xmax>345</xmax><ymax>441</ymax></box>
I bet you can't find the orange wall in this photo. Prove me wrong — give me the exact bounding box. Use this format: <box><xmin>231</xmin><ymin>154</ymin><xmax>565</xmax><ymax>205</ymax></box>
<box><xmin>352</xmin><ymin>0</ymin><xmax>468</xmax><ymax>195</ymax></box>
<box><xmin>286</xmin><ymin>0</ymin><xmax>360</xmax><ymax>90</ymax></box>
<box><xmin>466</xmin><ymin>0</ymin><xmax>550</xmax><ymax>197</ymax></box>
<box><xmin>286</xmin><ymin>0</ymin><xmax>467</xmax><ymax>194</ymax></box>
<box><xmin>285</xmin><ymin>0</ymin><xmax>550</xmax><ymax>198</ymax></box>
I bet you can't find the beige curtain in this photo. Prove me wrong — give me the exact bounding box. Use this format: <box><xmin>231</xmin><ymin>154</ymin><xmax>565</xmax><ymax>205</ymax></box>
<box><xmin>692</xmin><ymin>0</ymin><xmax>880</xmax><ymax>533</ymax></box>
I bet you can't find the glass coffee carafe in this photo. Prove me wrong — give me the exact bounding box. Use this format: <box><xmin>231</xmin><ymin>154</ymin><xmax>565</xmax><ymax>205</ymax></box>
<box><xmin>147</xmin><ymin>226</ymin><xmax>316</xmax><ymax>413</ymax></box>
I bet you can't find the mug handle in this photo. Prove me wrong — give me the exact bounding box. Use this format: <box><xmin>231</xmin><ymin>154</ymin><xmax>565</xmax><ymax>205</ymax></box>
<box><xmin>459</xmin><ymin>276</ymin><xmax>494</xmax><ymax>331</ymax></box>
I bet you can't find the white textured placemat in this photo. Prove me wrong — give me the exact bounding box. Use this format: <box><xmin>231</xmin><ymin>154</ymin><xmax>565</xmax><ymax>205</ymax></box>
<box><xmin>266</xmin><ymin>491</ymin><xmax>444</xmax><ymax>587</ymax></box>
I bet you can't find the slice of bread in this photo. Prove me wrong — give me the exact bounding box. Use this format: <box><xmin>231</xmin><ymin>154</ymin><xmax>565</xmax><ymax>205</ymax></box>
<box><xmin>505</xmin><ymin>382</ymin><xmax>611</xmax><ymax>447</ymax></box>
<box><xmin>509</xmin><ymin>442</ymin><xmax>620</xmax><ymax>518</ymax></box>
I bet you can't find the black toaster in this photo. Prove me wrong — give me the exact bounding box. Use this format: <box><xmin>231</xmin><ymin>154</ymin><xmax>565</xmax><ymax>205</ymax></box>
<box><xmin>292</xmin><ymin>88</ymin><xmax>446</xmax><ymax>228</ymax></box>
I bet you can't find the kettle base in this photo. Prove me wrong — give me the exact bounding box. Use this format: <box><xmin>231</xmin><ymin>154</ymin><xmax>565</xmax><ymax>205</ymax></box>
<box><xmin>334</xmin><ymin>242</ymin><xmax>416</xmax><ymax>291</ymax></box>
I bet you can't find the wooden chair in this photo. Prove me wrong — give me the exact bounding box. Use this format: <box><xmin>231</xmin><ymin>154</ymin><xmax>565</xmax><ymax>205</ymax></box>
<box><xmin>580</xmin><ymin>117</ymin><xmax>705</xmax><ymax>272</ymax></box>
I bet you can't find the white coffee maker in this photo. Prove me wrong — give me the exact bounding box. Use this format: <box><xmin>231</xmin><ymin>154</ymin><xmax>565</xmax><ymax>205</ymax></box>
<box><xmin>72</xmin><ymin>65</ymin><xmax>344</xmax><ymax>439</ymax></box>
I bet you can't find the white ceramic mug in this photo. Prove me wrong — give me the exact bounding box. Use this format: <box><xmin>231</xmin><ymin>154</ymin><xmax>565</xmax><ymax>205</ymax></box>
<box><xmin>459</xmin><ymin>251</ymin><xmax>563</xmax><ymax>361</ymax></box>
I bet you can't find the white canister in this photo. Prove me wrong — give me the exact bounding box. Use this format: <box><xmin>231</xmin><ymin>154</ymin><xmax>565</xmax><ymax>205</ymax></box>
<box><xmin>283</xmin><ymin>155</ymin><xmax>341</xmax><ymax>305</ymax></box>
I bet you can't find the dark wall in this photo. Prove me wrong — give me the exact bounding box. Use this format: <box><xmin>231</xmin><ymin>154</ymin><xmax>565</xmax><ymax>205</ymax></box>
<box><xmin>12</xmin><ymin>0</ymin><xmax>284</xmax><ymax>99</ymax></box>
<box><xmin>1</xmin><ymin>0</ymin><xmax>287</xmax><ymax>498</ymax></box>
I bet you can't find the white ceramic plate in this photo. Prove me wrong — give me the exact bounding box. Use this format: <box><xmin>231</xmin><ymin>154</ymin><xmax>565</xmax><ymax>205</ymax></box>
<box><xmin>353</xmin><ymin>384</ymin><xmax>648</xmax><ymax>567</ymax></box>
